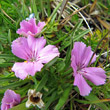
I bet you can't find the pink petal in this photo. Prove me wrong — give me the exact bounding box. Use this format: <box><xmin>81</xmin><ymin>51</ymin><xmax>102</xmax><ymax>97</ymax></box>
<box><xmin>17</xmin><ymin>21</ymin><xmax>31</xmax><ymax>36</ymax></box>
<box><xmin>82</xmin><ymin>67</ymin><xmax>106</xmax><ymax>85</ymax></box>
<box><xmin>26</xmin><ymin>62</ymin><xmax>44</xmax><ymax>76</ymax></box>
<box><xmin>1</xmin><ymin>104</ymin><xmax>8</xmax><ymax>110</ymax></box>
<box><xmin>12</xmin><ymin>62</ymin><xmax>29</xmax><ymax>80</ymax></box>
<box><xmin>11</xmin><ymin>37</ymin><xmax>31</xmax><ymax>60</ymax></box>
<box><xmin>2</xmin><ymin>89</ymin><xmax>20</xmax><ymax>103</ymax></box>
<box><xmin>71</xmin><ymin>42</ymin><xmax>96</xmax><ymax>68</ymax></box>
<box><xmin>12</xmin><ymin>62</ymin><xmax>43</xmax><ymax>80</ymax></box>
<box><xmin>74</xmin><ymin>74</ymin><xmax>92</xmax><ymax>96</ymax></box>
<box><xmin>36</xmin><ymin>21</ymin><xmax>46</xmax><ymax>33</ymax></box>
<box><xmin>16</xmin><ymin>18</ymin><xmax>45</xmax><ymax>37</ymax></box>
<box><xmin>28</xmin><ymin>18</ymin><xmax>38</xmax><ymax>34</ymax></box>
<box><xmin>38</xmin><ymin>45</ymin><xmax>60</xmax><ymax>63</ymax></box>
<box><xmin>27</xmin><ymin>35</ymin><xmax>46</xmax><ymax>55</ymax></box>
<box><xmin>71</xmin><ymin>55</ymin><xmax>77</xmax><ymax>76</ymax></box>
<box><xmin>10</xmin><ymin>99</ymin><xmax>20</xmax><ymax>108</ymax></box>
<box><xmin>17</xmin><ymin>18</ymin><xmax>37</xmax><ymax>37</ymax></box>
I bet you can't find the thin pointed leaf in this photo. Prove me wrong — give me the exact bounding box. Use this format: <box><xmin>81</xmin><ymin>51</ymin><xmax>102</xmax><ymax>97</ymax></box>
<box><xmin>0</xmin><ymin>79</ymin><xmax>29</xmax><ymax>90</ymax></box>
<box><xmin>9</xmin><ymin>103</ymin><xmax>28</xmax><ymax>110</ymax></box>
<box><xmin>8</xmin><ymin>29</ymin><xmax>11</xmax><ymax>45</ymax></box>
<box><xmin>36</xmin><ymin>73</ymin><xmax>48</xmax><ymax>92</ymax></box>
<box><xmin>43</xmin><ymin>57</ymin><xmax>58</xmax><ymax>69</ymax></box>
<box><xmin>55</xmin><ymin>86</ymin><xmax>72</xmax><ymax>110</ymax></box>
<box><xmin>44</xmin><ymin>92</ymin><xmax>57</xmax><ymax>110</ymax></box>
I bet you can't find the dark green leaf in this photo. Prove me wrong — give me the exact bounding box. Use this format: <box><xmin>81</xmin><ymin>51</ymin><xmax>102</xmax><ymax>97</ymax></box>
<box><xmin>55</xmin><ymin>86</ymin><xmax>72</xmax><ymax>110</ymax></box>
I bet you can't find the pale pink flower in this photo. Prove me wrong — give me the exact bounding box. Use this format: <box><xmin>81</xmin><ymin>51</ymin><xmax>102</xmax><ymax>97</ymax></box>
<box><xmin>11</xmin><ymin>35</ymin><xmax>59</xmax><ymax>80</ymax></box>
<box><xmin>17</xmin><ymin>18</ymin><xmax>45</xmax><ymax>37</ymax></box>
<box><xmin>1</xmin><ymin>89</ymin><xmax>21</xmax><ymax>110</ymax></box>
<box><xmin>71</xmin><ymin>42</ymin><xmax>106</xmax><ymax>96</ymax></box>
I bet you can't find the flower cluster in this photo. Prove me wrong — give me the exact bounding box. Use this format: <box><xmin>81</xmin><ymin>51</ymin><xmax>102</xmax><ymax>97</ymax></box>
<box><xmin>11</xmin><ymin>18</ymin><xmax>59</xmax><ymax>80</ymax></box>
<box><xmin>1</xmin><ymin>18</ymin><xmax>59</xmax><ymax>110</ymax></box>
<box><xmin>1</xmin><ymin>16</ymin><xmax>107</xmax><ymax>110</ymax></box>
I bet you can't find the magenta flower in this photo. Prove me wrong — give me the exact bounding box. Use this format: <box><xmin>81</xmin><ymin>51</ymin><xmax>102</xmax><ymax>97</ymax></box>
<box><xmin>1</xmin><ymin>89</ymin><xmax>21</xmax><ymax>110</ymax></box>
<box><xmin>71</xmin><ymin>42</ymin><xmax>106</xmax><ymax>96</ymax></box>
<box><xmin>17</xmin><ymin>18</ymin><xmax>45</xmax><ymax>37</ymax></box>
<box><xmin>11</xmin><ymin>35</ymin><xmax>59</xmax><ymax>80</ymax></box>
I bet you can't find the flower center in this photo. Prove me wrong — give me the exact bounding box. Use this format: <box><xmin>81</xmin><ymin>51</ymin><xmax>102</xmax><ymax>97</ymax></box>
<box><xmin>29</xmin><ymin>57</ymin><xmax>36</xmax><ymax>62</ymax></box>
<box><xmin>28</xmin><ymin>52</ymin><xmax>40</xmax><ymax>62</ymax></box>
<box><xmin>77</xmin><ymin>69</ymin><xmax>87</xmax><ymax>76</ymax></box>
<box><xmin>30</xmin><ymin>95</ymin><xmax>40</xmax><ymax>103</ymax></box>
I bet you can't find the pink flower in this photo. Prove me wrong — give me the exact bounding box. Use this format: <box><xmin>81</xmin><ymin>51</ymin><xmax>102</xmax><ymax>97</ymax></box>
<box><xmin>1</xmin><ymin>89</ymin><xmax>21</xmax><ymax>110</ymax></box>
<box><xmin>11</xmin><ymin>35</ymin><xmax>59</xmax><ymax>80</ymax></box>
<box><xmin>71</xmin><ymin>42</ymin><xmax>106</xmax><ymax>96</ymax></box>
<box><xmin>17</xmin><ymin>18</ymin><xmax>45</xmax><ymax>37</ymax></box>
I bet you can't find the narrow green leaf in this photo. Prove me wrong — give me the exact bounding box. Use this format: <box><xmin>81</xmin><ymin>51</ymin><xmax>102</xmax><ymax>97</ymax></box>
<box><xmin>74</xmin><ymin>99</ymin><xmax>91</xmax><ymax>104</ymax></box>
<box><xmin>74</xmin><ymin>87</ymin><xmax>109</xmax><ymax>110</ymax></box>
<box><xmin>9</xmin><ymin>103</ymin><xmax>28</xmax><ymax>110</ymax></box>
<box><xmin>59</xmin><ymin>20</ymin><xmax>88</xmax><ymax>51</ymax></box>
<box><xmin>59</xmin><ymin>19</ymin><xmax>83</xmax><ymax>51</ymax></box>
<box><xmin>36</xmin><ymin>74</ymin><xmax>48</xmax><ymax>92</ymax></box>
<box><xmin>31</xmin><ymin>0</ymin><xmax>39</xmax><ymax>20</ymax></box>
<box><xmin>73</xmin><ymin>19</ymin><xmax>83</xmax><ymax>33</ymax></box>
<box><xmin>98</xmin><ymin>2</ymin><xmax>108</xmax><ymax>9</ymax></box>
<box><xmin>0</xmin><ymin>14</ymin><xmax>16</xmax><ymax>30</ymax></box>
<box><xmin>51</xmin><ymin>13</ymin><xmax>57</xmax><ymax>23</ymax></box>
<box><xmin>40</xmin><ymin>0</ymin><xmax>44</xmax><ymax>18</ymax></box>
<box><xmin>21</xmin><ymin>0</ymin><xmax>29</xmax><ymax>18</ymax></box>
<box><xmin>43</xmin><ymin>57</ymin><xmax>58</xmax><ymax>69</ymax></box>
<box><xmin>11</xmin><ymin>4</ymin><xmax>24</xmax><ymax>19</ymax></box>
<box><xmin>73</xmin><ymin>29</ymin><xmax>90</xmax><ymax>42</ymax></box>
<box><xmin>64</xmin><ymin>43</ymin><xmax>73</xmax><ymax>70</ymax></box>
<box><xmin>85</xmin><ymin>94</ymin><xmax>109</xmax><ymax>110</ymax></box>
<box><xmin>56</xmin><ymin>60</ymin><xmax>65</xmax><ymax>72</ymax></box>
<box><xmin>48</xmin><ymin>1</ymin><xmax>62</xmax><ymax>22</ymax></box>
<box><xmin>0</xmin><ymin>54</ymin><xmax>16</xmax><ymax>59</ymax></box>
<box><xmin>55</xmin><ymin>86</ymin><xmax>72</xmax><ymax>110</ymax></box>
<box><xmin>0</xmin><ymin>77</ymin><xmax>17</xmax><ymax>82</ymax></box>
<box><xmin>8</xmin><ymin>29</ymin><xmax>11</xmax><ymax>45</ymax></box>
<box><xmin>74</xmin><ymin>98</ymin><xmax>110</xmax><ymax>105</ymax></box>
<box><xmin>44</xmin><ymin>92</ymin><xmax>57</xmax><ymax>110</ymax></box>
<box><xmin>0</xmin><ymin>63</ymin><xmax>13</xmax><ymax>67</ymax></box>
<box><xmin>58</xmin><ymin>0</ymin><xmax>69</xmax><ymax>21</ymax></box>
<box><xmin>61</xmin><ymin>68</ymin><xmax>73</xmax><ymax>76</ymax></box>
<box><xmin>0</xmin><ymin>43</ymin><xmax>3</xmax><ymax>51</ymax></box>
<box><xmin>46</xmin><ymin>0</ymin><xmax>51</xmax><ymax>16</ymax></box>
<box><xmin>51</xmin><ymin>29</ymin><xmax>74</xmax><ymax>45</ymax></box>
<box><xmin>0</xmin><ymin>79</ymin><xmax>29</xmax><ymax>90</ymax></box>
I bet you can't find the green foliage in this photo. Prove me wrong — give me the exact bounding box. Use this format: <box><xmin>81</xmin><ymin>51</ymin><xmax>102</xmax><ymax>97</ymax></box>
<box><xmin>0</xmin><ymin>0</ymin><xmax>110</xmax><ymax>110</ymax></box>
<box><xmin>9</xmin><ymin>103</ymin><xmax>28</xmax><ymax>110</ymax></box>
<box><xmin>55</xmin><ymin>86</ymin><xmax>72</xmax><ymax>110</ymax></box>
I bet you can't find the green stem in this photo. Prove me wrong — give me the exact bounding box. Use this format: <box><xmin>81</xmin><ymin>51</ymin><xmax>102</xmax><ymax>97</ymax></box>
<box><xmin>32</xmin><ymin>76</ymin><xmax>38</xmax><ymax>91</ymax></box>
